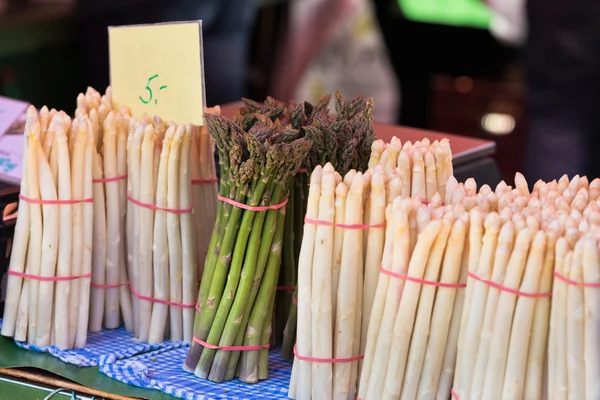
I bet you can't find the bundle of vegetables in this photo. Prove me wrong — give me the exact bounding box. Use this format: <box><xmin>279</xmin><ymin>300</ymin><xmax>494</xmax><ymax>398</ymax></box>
<box><xmin>1</xmin><ymin>106</ymin><xmax>95</xmax><ymax>349</ymax></box>
<box><xmin>183</xmin><ymin>113</ymin><xmax>312</xmax><ymax>383</ymax></box>
<box><xmin>73</xmin><ymin>87</ymin><xmax>135</xmax><ymax>333</ymax></box>
<box><xmin>282</xmin><ymin>136</ymin><xmax>455</xmax><ymax>361</ymax></box>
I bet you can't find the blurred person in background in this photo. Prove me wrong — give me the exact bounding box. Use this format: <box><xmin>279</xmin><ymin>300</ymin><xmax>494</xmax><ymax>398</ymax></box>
<box><xmin>76</xmin><ymin>0</ymin><xmax>257</xmax><ymax>106</ymax></box>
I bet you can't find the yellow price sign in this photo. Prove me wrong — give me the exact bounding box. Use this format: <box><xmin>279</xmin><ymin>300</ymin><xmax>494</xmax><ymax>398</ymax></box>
<box><xmin>109</xmin><ymin>21</ymin><xmax>206</xmax><ymax>125</ymax></box>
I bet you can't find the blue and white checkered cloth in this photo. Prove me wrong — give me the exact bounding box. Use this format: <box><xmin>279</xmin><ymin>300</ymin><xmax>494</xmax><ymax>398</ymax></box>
<box><xmin>100</xmin><ymin>344</ymin><xmax>293</xmax><ymax>400</ymax></box>
<box><xmin>14</xmin><ymin>327</ymin><xmax>187</xmax><ymax>367</ymax></box>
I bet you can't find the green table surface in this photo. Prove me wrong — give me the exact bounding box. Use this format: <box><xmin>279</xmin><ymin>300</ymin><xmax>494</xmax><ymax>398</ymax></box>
<box><xmin>0</xmin><ymin>335</ymin><xmax>178</xmax><ymax>400</ymax></box>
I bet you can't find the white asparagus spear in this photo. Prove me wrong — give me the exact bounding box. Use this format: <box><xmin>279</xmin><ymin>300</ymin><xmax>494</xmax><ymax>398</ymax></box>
<box><xmin>434</xmin><ymin>143</ymin><xmax>451</xmax><ymax>200</ymax></box>
<box><xmin>401</xmin><ymin>213</ymin><xmax>453</xmax><ymax>400</ymax></box>
<box><xmin>14</xmin><ymin>282</ymin><xmax>29</xmax><ymax>341</ymax></box>
<box><xmin>27</xmin><ymin>128</ymin><xmax>43</xmax><ymax>344</ymax></box>
<box><xmin>130</xmin><ymin>124</ymin><xmax>143</xmax><ymax>336</ymax></box>
<box><xmin>116</xmin><ymin>112</ymin><xmax>133</xmax><ymax>332</ymax></box>
<box><xmin>53</xmin><ymin>117</ymin><xmax>73</xmax><ymax>349</ymax></box>
<box><xmin>103</xmin><ymin>113</ymin><xmax>121</xmax><ymax>328</ymax></box>
<box><xmin>502</xmin><ymin>230</ymin><xmax>547</xmax><ymax>399</ymax></box>
<box><xmin>368</xmin><ymin>140</ymin><xmax>385</xmax><ymax>168</ymax></box>
<box><xmin>137</xmin><ymin>124</ymin><xmax>156</xmax><ymax>342</ymax></box>
<box><xmin>565</xmin><ymin>239</ymin><xmax>585</xmax><ymax>400</ymax></box>
<box><xmin>190</xmin><ymin>128</ymin><xmax>207</xmax><ymax>279</ymax></box>
<box><xmin>38</xmin><ymin>106</ymin><xmax>49</xmax><ymax>144</ymax></box>
<box><xmin>582</xmin><ymin>237</ymin><xmax>600</xmax><ymax>399</ymax></box>
<box><xmin>34</xmin><ymin>144</ymin><xmax>59</xmax><ymax>347</ymax></box>
<box><xmin>398</xmin><ymin>151</ymin><xmax>412</xmax><ymax>198</ymax></box>
<box><xmin>554</xmin><ymin>248</ymin><xmax>571</xmax><ymax>400</ymax></box>
<box><xmin>148</xmin><ymin>127</ymin><xmax>174</xmax><ymax>343</ymax></box>
<box><xmin>89</xmin><ymin>150</ymin><xmax>106</xmax><ymax>333</ymax></box>
<box><xmin>481</xmin><ymin>227</ymin><xmax>537</xmax><ymax>398</ymax></box>
<box><xmin>76</xmin><ymin>120</ymin><xmax>94</xmax><ymax>347</ymax></box>
<box><xmin>166</xmin><ymin>126</ymin><xmax>183</xmax><ymax>341</ymax></box>
<box><xmin>331</xmin><ymin>181</ymin><xmax>348</xmax><ymax>323</ymax></box>
<box><xmin>290</xmin><ymin>165</ymin><xmax>323</xmax><ymax>400</ymax></box>
<box><xmin>180</xmin><ymin>125</ymin><xmax>196</xmax><ymax>343</ymax></box>
<box><xmin>417</xmin><ymin>216</ymin><xmax>467</xmax><ymax>399</ymax></box>
<box><xmin>458</xmin><ymin>212</ymin><xmax>502</xmax><ymax>397</ymax></box>
<box><xmin>382</xmin><ymin>219</ymin><xmax>443</xmax><ymax>399</ymax></box>
<box><xmin>424</xmin><ymin>150</ymin><xmax>437</xmax><ymax>202</ymax></box>
<box><xmin>363</xmin><ymin>201</ymin><xmax>413</xmax><ymax>400</ymax></box>
<box><xmin>333</xmin><ymin>173</ymin><xmax>364</xmax><ymax>400</ymax></box>
<box><xmin>411</xmin><ymin>149</ymin><xmax>426</xmax><ymax>202</ymax></box>
<box><xmin>1</xmin><ymin>107</ymin><xmax>35</xmax><ymax>337</ymax></box>
<box><xmin>311</xmin><ymin>163</ymin><xmax>336</xmax><ymax>400</ymax></box>
<box><xmin>361</xmin><ymin>169</ymin><xmax>386</xmax><ymax>359</ymax></box>
<box><xmin>470</xmin><ymin>221</ymin><xmax>515</xmax><ymax>398</ymax></box>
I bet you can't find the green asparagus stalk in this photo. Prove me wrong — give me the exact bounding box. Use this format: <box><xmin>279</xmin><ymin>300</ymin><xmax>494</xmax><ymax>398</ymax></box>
<box><xmin>281</xmin><ymin>286</ymin><xmax>298</xmax><ymax>360</ymax></box>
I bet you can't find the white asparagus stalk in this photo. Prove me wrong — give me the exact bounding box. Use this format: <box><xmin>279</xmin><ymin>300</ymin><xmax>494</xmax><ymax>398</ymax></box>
<box><xmin>470</xmin><ymin>221</ymin><xmax>515</xmax><ymax>398</ymax></box>
<box><xmin>137</xmin><ymin>124</ymin><xmax>156</xmax><ymax>342</ymax></box>
<box><xmin>291</xmin><ymin>166</ymin><xmax>324</xmax><ymax>400</ymax></box>
<box><xmin>382</xmin><ymin>219</ymin><xmax>443</xmax><ymax>399</ymax></box>
<box><xmin>349</xmin><ymin>240</ymin><xmax>364</xmax><ymax>400</ymax></box>
<box><xmin>116</xmin><ymin>112</ymin><xmax>133</xmax><ymax>332</ymax></box>
<box><xmin>167</xmin><ymin>126</ymin><xmax>184</xmax><ymax>341</ymax></box>
<box><xmin>553</xmin><ymin>248</ymin><xmax>571</xmax><ymax>400</ymax></box>
<box><xmin>417</xmin><ymin>217</ymin><xmax>467</xmax><ymax>399</ymax></box>
<box><xmin>76</xmin><ymin>120</ymin><xmax>94</xmax><ymax>347</ymax></box>
<box><xmin>582</xmin><ymin>236</ymin><xmax>600</xmax><ymax>399</ymax></box>
<box><xmin>89</xmin><ymin>151</ymin><xmax>106</xmax><ymax>333</ymax></box>
<box><xmin>1</xmin><ymin>107</ymin><xmax>35</xmax><ymax>337</ymax></box>
<box><xmin>424</xmin><ymin>150</ymin><xmax>438</xmax><ymax>201</ymax></box>
<box><xmin>148</xmin><ymin>127</ymin><xmax>174</xmax><ymax>343</ymax></box>
<box><xmin>547</xmin><ymin>237</ymin><xmax>567</xmax><ymax>399</ymax></box>
<box><xmin>565</xmin><ymin>239</ymin><xmax>585</xmax><ymax>400</ymax></box>
<box><xmin>523</xmin><ymin>223</ymin><xmax>559</xmax><ymax>399</ymax></box>
<box><xmin>27</xmin><ymin>130</ymin><xmax>43</xmax><ymax>344</ymax></box>
<box><xmin>331</xmin><ymin>181</ymin><xmax>348</xmax><ymax>322</ymax></box>
<box><xmin>38</xmin><ymin>106</ymin><xmax>49</xmax><ymax>144</ymax></box>
<box><xmin>333</xmin><ymin>173</ymin><xmax>364</xmax><ymax>400</ymax></box>
<box><xmin>411</xmin><ymin>149</ymin><xmax>426</xmax><ymax>202</ymax></box>
<box><xmin>361</xmin><ymin>169</ymin><xmax>386</xmax><ymax>358</ymax></box>
<box><xmin>457</xmin><ymin>212</ymin><xmax>501</xmax><ymax>397</ymax></box>
<box><xmin>53</xmin><ymin>117</ymin><xmax>73</xmax><ymax>349</ymax></box>
<box><xmin>34</xmin><ymin>145</ymin><xmax>59</xmax><ymax>347</ymax></box>
<box><xmin>14</xmin><ymin>282</ymin><xmax>29</xmax><ymax>341</ymax></box>
<box><xmin>401</xmin><ymin>213</ymin><xmax>453</xmax><ymax>400</ymax></box>
<box><xmin>130</xmin><ymin>124</ymin><xmax>143</xmax><ymax>337</ymax></box>
<box><xmin>398</xmin><ymin>151</ymin><xmax>411</xmax><ymax>198</ymax></box>
<box><xmin>180</xmin><ymin>125</ymin><xmax>196</xmax><ymax>343</ymax></box>
<box><xmin>311</xmin><ymin>163</ymin><xmax>336</xmax><ymax>400</ymax></box>
<box><xmin>481</xmin><ymin>227</ymin><xmax>536</xmax><ymax>398</ymax></box>
<box><xmin>103</xmin><ymin>113</ymin><xmax>121</xmax><ymax>329</ymax></box>
<box><xmin>502</xmin><ymin>230</ymin><xmax>547</xmax><ymax>399</ymax></box>
<box><xmin>368</xmin><ymin>140</ymin><xmax>385</xmax><ymax>169</ymax></box>
<box><xmin>190</xmin><ymin>128</ymin><xmax>207</xmax><ymax>279</ymax></box>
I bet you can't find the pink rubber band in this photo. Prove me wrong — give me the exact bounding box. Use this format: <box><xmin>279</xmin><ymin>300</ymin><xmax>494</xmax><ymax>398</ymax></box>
<box><xmin>130</xmin><ymin>285</ymin><xmax>195</xmax><ymax>309</ymax></box>
<box><xmin>451</xmin><ymin>389</ymin><xmax>460</xmax><ymax>399</ymax></box>
<box><xmin>554</xmin><ymin>271</ymin><xmax>600</xmax><ymax>288</ymax></box>
<box><xmin>196</xmin><ymin>303</ymin><xmax>202</xmax><ymax>313</ymax></box>
<box><xmin>304</xmin><ymin>217</ymin><xmax>385</xmax><ymax>230</ymax></box>
<box><xmin>8</xmin><ymin>270</ymin><xmax>91</xmax><ymax>281</ymax></box>
<box><xmin>127</xmin><ymin>195</ymin><xmax>193</xmax><ymax>214</ymax></box>
<box><xmin>191</xmin><ymin>178</ymin><xmax>218</xmax><ymax>184</ymax></box>
<box><xmin>297</xmin><ymin>168</ymin><xmax>308</xmax><ymax>173</ymax></box>
<box><xmin>93</xmin><ymin>175</ymin><xmax>127</xmax><ymax>183</ymax></box>
<box><xmin>292</xmin><ymin>293</ymin><xmax>298</xmax><ymax>306</ymax></box>
<box><xmin>193</xmin><ymin>336</ymin><xmax>270</xmax><ymax>351</ymax></box>
<box><xmin>381</xmin><ymin>266</ymin><xmax>467</xmax><ymax>288</ymax></box>
<box><xmin>293</xmin><ymin>345</ymin><xmax>363</xmax><ymax>363</ymax></box>
<box><xmin>218</xmin><ymin>195</ymin><xmax>288</xmax><ymax>211</ymax></box>
<box><xmin>468</xmin><ymin>271</ymin><xmax>551</xmax><ymax>298</ymax></box>
<box><xmin>91</xmin><ymin>281</ymin><xmax>130</xmax><ymax>289</ymax></box>
<box><xmin>19</xmin><ymin>194</ymin><xmax>93</xmax><ymax>205</ymax></box>
<box><xmin>277</xmin><ymin>286</ymin><xmax>296</xmax><ymax>291</ymax></box>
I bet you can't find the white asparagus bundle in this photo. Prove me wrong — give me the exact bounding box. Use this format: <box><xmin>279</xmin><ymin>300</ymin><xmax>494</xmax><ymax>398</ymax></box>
<box><xmin>1</xmin><ymin>108</ymin><xmax>94</xmax><ymax>349</ymax></box>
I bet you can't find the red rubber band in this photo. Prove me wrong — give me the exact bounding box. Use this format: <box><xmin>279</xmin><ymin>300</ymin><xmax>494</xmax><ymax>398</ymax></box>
<box><xmin>304</xmin><ymin>217</ymin><xmax>385</xmax><ymax>230</ymax></box>
<box><xmin>93</xmin><ymin>175</ymin><xmax>127</xmax><ymax>183</ymax></box>
<box><xmin>193</xmin><ymin>336</ymin><xmax>270</xmax><ymax>351</ymax></box>
<box><xmin>217</xmin><ymin>195</ymin><xmax>288</xmax><ymax>211</ymax></box>
<box><xmin>292</xmin><ymin>293</ymin><xmax>298</xmax><ymax>306</ymax></box>
<box><xmin>277</xmin><ymin>286</ymin><xmax>296</xmax><ymax>291</ymax></box>
<box><xmin>554</xmin><ymin>271</ymin><xmax>600</xmax><ymax>288</ymax></box>
<box><xmin>293</xmin><ymin>345</ymin><xmax>363</xmax><ymax>363</ymax></box>
<box><xmin>8</xmin><ymin>270</ymin><xmax>91</xmax><ymax>281</ymax></box>
<box><xmin>130</xmin><ymin>285</ymin><xmax>195</xmax><ymax>309</ymax></box>
<box><xmin>191</xmin><ymin>178</ymin><xmax>218</xmax><ymax>184</ymax></box>
<box><xmin>451</xmin><ymin>389</ymin><xmax>460</xmax><ymax>399</ymax></box>
<box><xmin>467</xmin><ymin>271</ymin><xmax>551</xmax><ymax>298</ymax></box>
<box><xmin>297</xmin><ymin>168</ymin><xmax>308</xmax><ymax>173</ymax></box>
<box><xmin>91</xmin><ymin>281</ymin><xmax>130</xmax><ymax>289</ymax></box>
<box><xmin>127</xmin><ymin>195</ymin><xmax>193</xmax><ymax>214</ymax></box>
<box><xmin>380</xmin><ymin>266</ymin><xmax>467</xmax><ymax>288</ymax></box>
<box><xmin>19</xmin><ymin>194</ymin><xmax>93</xmax><ymax>205</ymax></box>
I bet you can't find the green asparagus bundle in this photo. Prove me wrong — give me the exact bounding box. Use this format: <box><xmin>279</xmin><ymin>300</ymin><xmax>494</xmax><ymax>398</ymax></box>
<box><xmin>183</xmin><ymin>113</ymin><xmax>311</xmax><ymax>383</ymax></box>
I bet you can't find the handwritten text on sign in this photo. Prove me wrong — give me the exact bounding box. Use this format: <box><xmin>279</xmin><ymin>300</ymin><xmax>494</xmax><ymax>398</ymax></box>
<box><xmin>108</xmin><ymin>21</ymin><xmax>205</xmax><ymax>125</ymax></box>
